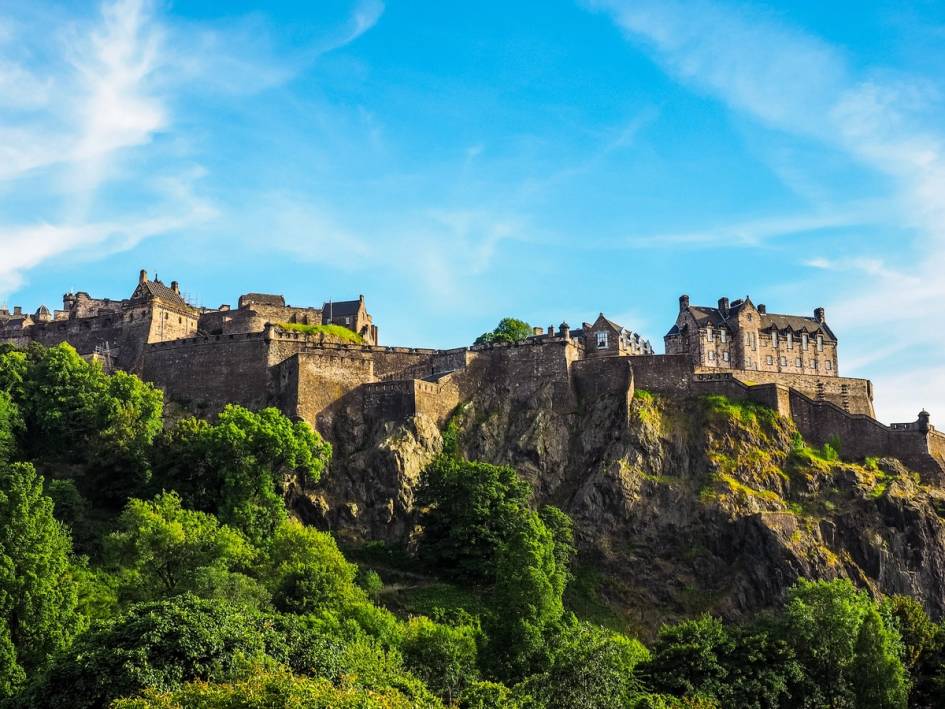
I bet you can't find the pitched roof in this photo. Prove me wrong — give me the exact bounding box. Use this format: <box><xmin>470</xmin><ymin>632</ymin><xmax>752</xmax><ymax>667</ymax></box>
<box><xmin>132</xmin><ymin>280</ymin><xmax>188</xmax><ymax>308</ymax></box>
<box><xmin>322</xmin><ymin>299</ymin><xmax>362</xmax><ymax>317</ymax></box>
<box><xmin>669</xmin><ymin>301</ymin><xmax>837</xmax><ymax>341</ymax></box>
<box><xmin>239</xmin><ymin>293</ymin><xmax>285</xmax><ymax>307</ymax></box>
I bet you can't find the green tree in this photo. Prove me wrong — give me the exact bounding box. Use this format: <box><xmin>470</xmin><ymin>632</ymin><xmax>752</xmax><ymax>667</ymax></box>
<box><xmin>152</xmin><ymin>405</ymin><xmax>330</xmax><ymax>543</ymax></box>
<box><xmin>852</xmin><ymin>607</ymin><xmax>908</xmax><ymax>709</ymax></box>
<box><xmin>0</xmin><ymin>463</ymin><xmax>83</xmax><ymax>687</ymax></box>
<box><xmin>401</xmin><ymin>616</ymin><xmax>479</xmax><ymax>704</ymax></box>
<box><xmin>265</xmin><ymin>518</ymin><xmax>362</xmax><ymax>615</ymax></box>
<box><xmin>106</xmin><ymin>492</ymin><xmax>260</xmax><ymax>605</ymax></box>
<box><xmin>521</xmin><ymin>621</ymin><xmax>649</xmax><ymax>708</ymax></box>
<box><xmin>538</xmin><ymin>505</ymin><xmax>576</xmax><ymax>583</ymax></box>
<box><xmin>15</xmin><ymin>595</ymin><xmax>272</xmax><ymax>708</ymax></box>
<box><xmin>416</xmin><ymin>456</ymin><xmax>531</xmax><ymax>584</ymax></box>
<box><xmin>0</xmin><ymin>392</ymin><xmax>23</xmax><ymax>463</ymax></box>
<box><xmin>111</xmin><ymin>664</ymin><xmax>425</xmax><ymax>709</ymax></box>
<box><xmin>482</xmin><ymin>508</ymin><xmax>566</xmax><ymax>682</ymax></box>
<box><xmin>0</xmin><ymin>349</ymin><xmax>27</xmax><ymax>402</ymax></box>
<box><xmin>19</xmin><ymin>344</ymin><xmax>162</xmax><ymax>504</ymax></box>
<box><xmin>782</xmin><ymin>578</ymin><xmax>873</xmax><ymax>707</ymax></box>
<box><xmin>642</xmin><ymin>615</ymin><xmax>732</xmax><ymax>699</ymax></box>
<box><xmin>474</xmin><ymin>318</ymin><xmax>533</xmax><ymax>345</ymax></box>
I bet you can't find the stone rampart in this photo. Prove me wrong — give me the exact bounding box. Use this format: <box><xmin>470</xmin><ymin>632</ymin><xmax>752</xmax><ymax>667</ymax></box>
<box><xmin>629</xmin><ymin>354</ymin><xmax>693</xmax><ymax>392</ymax></box>
<box><xmin>142</xmin><ymin>332</ymin><xmax>271</xmax><ymax>415</ymax></box>
<box><xmin>724</xmin><ymin>369</ymin><xmax>874</xmax><ymax>416</ymax></box>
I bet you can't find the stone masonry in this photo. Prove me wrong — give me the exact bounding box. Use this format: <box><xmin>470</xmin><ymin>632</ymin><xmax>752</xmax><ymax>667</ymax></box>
<box><xmin>2</xmin><ymin>277</ymin><xmax>942</xmax><ymax>482</ymax></box>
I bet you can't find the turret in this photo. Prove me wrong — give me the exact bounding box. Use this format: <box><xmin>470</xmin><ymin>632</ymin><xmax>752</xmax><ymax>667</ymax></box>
<box><xmin>679</xmin><ymin>294</ymin><xmax>690</xmax><ymax>312</ymax></box>
<box><xmin>918</xmin><ymin>409</ymin><xmax>931</xmax><ymax>434</ymax></box>
<box><xmin>558</xmin><ymin>322</ymin><xmax>570</xmax><ymax>339</ymax></box>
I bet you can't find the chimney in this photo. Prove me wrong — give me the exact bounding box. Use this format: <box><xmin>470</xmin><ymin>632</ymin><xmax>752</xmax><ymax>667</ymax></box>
<box><xmin>533</xmin><ymin>326</ymin><xmax>543</xmax><ymax>336</ymax></box>
<box><xmin>757</xmin><ymin>304</ymin><xmax>766</xmax><ymax>314</ymax></box>
<box><xmin>718</xmin><ymin>297</ymin><xmax>730</xmax><ymax>316</ymax></box>
<box><xmin>814</xmin><ymin>307</ymin><xmax>825</xmax><ymax>323</ymax></box>
<box><xmin>359</xmin><ymin>294</ymin><xmax>365</xmax><ymax>303</ymax></box>
<box><xmin>139</xmin><ymin>269</ymin><xmax>148</xmax><ymax>284</ymax></box>
<box><xmin>547</xmin><ymin>325</ymin><xmax>554</xmax><ymax>336</ymax></box>
<box><xmin>13</xmin><ymin>306</ymin><xmax>21</xmax><ymax>315</ymax></box>
<box><xmin>171</xmin><ymin>281</ymin><xmax>180</xmax><ymax>294</ymax></box>
<box><xmin>679</xmin><ymin>294</ymin><xmax>690</xmax><ymax>312</ymax></box>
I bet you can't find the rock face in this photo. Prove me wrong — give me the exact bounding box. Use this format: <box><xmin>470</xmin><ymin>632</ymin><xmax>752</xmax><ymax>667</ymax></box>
<box><xmin>301</xmin><ymin>371</ymin><xmax>945</xmax><ymax>632</ymax></box>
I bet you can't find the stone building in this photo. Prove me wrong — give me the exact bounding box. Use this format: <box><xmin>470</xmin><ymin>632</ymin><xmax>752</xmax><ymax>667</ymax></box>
<box><xmin>665</xmin><ymin>295</ymin><xmax>838</xmax><ymax>376</ymax></box>
<box><xmin>568</xmin><ymin>314</ymin><xmax>653</xmax><ymax>357</ymax></box>
<box><xmin>322</xmin><ymin>296</ymin><xmax>377</xmax><ymax>345</ymax></box>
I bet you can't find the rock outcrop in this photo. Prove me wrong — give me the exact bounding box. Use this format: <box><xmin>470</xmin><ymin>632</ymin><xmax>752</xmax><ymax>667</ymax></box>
<box><xmin>301</xmin><ymin>372</ymin><xmax>945</xmax><ymax>633</ymax></box>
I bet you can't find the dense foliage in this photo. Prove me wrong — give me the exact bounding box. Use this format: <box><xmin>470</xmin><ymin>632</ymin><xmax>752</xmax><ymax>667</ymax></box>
<box><xmin>473</xmin><ymin>317</ymin><xmax>533</xmax><ymax>346</ymax></box>
<box><xmin>1</xmin><ymin>343</ymin><xmax>945</xmax><ymax>708</ymax></box>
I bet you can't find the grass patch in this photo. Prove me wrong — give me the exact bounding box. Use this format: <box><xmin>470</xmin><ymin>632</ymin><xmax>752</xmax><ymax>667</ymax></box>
<box><xmin>564</xmin><ymin>566</ymin><xmax>637</xmax><ymax>634</ymax></box>
<box><xmin>277</xmin><ymin>321</ymin><xmax>364</xmax><ymax>344</ymax></box>
<box><xmin>631</xmin><ymin>389</ymin><xmax>662</xmax><ymax>431</ymax></box>
<box><xmin>380</xmin><ymin>581</ymin><xmax>486</xmax><ymax>622</ymax></box>
<box><xmin>703</xmin><ymin>394</ymin><xmax>778</xmax><ymax>431</ymax></box>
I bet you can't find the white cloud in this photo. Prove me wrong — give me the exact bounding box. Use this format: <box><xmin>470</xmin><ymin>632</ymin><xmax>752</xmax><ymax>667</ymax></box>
<box><xmin>592</xmin><ymin>0</ymin><xmax>945</xmax><ymax>422</ymax></box>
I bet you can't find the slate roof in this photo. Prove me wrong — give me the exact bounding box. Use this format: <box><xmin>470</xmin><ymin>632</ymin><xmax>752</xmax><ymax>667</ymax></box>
<box><xmin>132</xmin><ymin>280</ymin><xmax>188</xmax><ymax>308</ymax></box>
<box><xmin>322</xmin><ymin>299</ymin><xmax>362</xmax><ymax>318</ymax></box>
<box><xmin>667</xmin><ymin>300</ymin><xmax>837</xmax><ymax>341</ymax></box>
<box><xmin>240</xmin><ymin>293</ymin><xmax>285</xmax><ymax>307</ymax></box>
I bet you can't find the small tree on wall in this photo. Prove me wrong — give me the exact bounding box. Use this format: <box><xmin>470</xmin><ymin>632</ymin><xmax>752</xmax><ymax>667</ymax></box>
<box><xmin>474</xmin><ymin>318</ymin><xmax>532</xmax><ymax>345</ymax></box>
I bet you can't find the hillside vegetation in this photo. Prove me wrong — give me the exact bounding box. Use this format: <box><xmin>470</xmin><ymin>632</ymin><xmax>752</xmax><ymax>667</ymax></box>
<box><xmin>0</xmin><ymin>343</ymin><xmax>944</xmax><ymax>706</ymax></box>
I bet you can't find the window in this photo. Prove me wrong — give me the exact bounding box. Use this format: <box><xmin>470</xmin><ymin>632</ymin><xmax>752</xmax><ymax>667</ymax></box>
<box><xmin>596</xmin><ymin>331</ymin><xmax>608</xmax><ymax>349</ymax></box>
<box><xmin>723</xmin><ymin>351</ymin><xmax>730</xmax><ymax>362</ymax></box>
<box><xmin>708</xmin><ymin>351</ymin><xmax>716</xmax><ymax>361</ymax></box>
<box><xmin>766</xmin><ymin>355</ymin><xmax>774</xmax><ymax>365</ymax></box>
<box><xmin>795</xmin><ymin>358</ymin><xmax>802</xmax><ymax>367</ymax></box>
<box><xmin>772</xmin><ymin>332</ymin><xmax>778</xmax><ymax>348</ymax></box>
<box><xmin>811</xmin><ymin>360</ymin><xmax>818</xmax><ymax>369</ymax></box>
<box><xmin>720</xmin><ymin>329</ymin><xmax>726</xmax><ymax>343</ymax></box>
<box><xmin>802</xmin><ymin>333</ymin><xmax>809</xmax><ymax>350</ymax></box>
<box><xmin>749</xmin><ymin>333</ymin><xmax>756</xmax><ymax>349</ymax></box>
<box><xmin>787</xmin><ymin>332</ymin><xmax>793</xmax><ymax>349</ymax></box>
<box><xmin>707</xmin><ymin>327</ymin><xmax>714</xmax><ymax>342</ymax></box>
<box><xmin>780</xmin><ymin>356</ymin><xmax>787</xmax><ymax>366</ymax></box>
<box><xmin>817</xmin><ymin>335</ymin><xmax>824</xmax><ymax>352</ymax></box>
<box><xmin>826</xmin><ymin>361</ymin><xmax>833</xmax><ymax>371</ymax></box>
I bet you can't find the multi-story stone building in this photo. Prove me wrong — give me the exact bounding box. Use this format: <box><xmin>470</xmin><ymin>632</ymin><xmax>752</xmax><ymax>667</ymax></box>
<box><xmin>665</xmin><ymin>295</ymin><xmax>838</xmax><ymax>376</ymax></box>
<box><xmin>0</xmin><ymin>269</ymin><xmax>378</xmax><ymax>367</ymax></box>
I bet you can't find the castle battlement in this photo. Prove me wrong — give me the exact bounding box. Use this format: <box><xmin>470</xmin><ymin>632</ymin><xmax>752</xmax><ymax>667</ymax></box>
<box><xmin>5</xmin><ymin>274</ymin><xmax>943</xmax><ymax>483</ymax></box>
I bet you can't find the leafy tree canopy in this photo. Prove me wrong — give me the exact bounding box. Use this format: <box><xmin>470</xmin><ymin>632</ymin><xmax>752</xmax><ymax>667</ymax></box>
<box><xmin>0</xmin><ymin>462</ymin><xmax>84</xmax><ymax>695</ymax></box>
<box><xmin>474</xmin><ymin>318</ymin><xmax>533</xmax><ymax>346</ymax></box>
<box><xmin>152</xmin><ymin>405</ymin><xmax>331</xmax><ymax>543</ymax></box>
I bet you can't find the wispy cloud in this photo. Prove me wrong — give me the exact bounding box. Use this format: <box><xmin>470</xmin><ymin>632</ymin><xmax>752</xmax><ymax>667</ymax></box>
<box><xmin>591</xmin><ymin>0</ymin><xmax>945</xmax><ymax>421</ymax></box>
<box><xmin>0</xmin><ymin>0</ymin><xmax>384</xmax><ymax>299</ymax></box>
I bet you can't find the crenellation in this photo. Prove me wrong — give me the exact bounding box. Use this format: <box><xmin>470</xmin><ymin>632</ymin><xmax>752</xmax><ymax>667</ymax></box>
<box><xmin>5</xmin><ymin>275</ymin><xmax>944</xmax><ymax>483</ymax></box>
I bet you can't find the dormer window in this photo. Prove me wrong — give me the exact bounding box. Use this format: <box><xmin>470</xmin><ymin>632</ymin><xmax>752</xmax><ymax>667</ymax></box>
<box><xmin>802</xmin><ymin>333</ymin><xmax>809</xmax><ymax>350</ymax></box>
<box><xmin>707</xmin><ymin>327</ymin><xmax>714</xmax><ymax>342</ymax></box>
<box><xmin>720</xmin><ymin>329</ymin><xmax>727</xmax><ymax>343</ymax></box>
<box><xmin>787</xmin><ymin>332</ymin><xmax>793</xmax><ymax>349</ymax></box>
<box><xmin>772</xmin><ymin>332</ymin><xmax>778</xmax><ymax>348</ymax></box>
<box><xmin>596</xmin><ymin>331</ymin><xmax>608</xmax><ymax>349</ymax></box>
<box><xmin>817</xmin><ymin>335</ymin><xmax>823</xmax><ymax>352</ymax></box>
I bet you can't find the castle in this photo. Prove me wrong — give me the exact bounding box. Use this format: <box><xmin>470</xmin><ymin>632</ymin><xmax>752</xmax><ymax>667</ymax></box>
<box><xmin>3</xmin><ymin>271</ymin><xmax>943</xmax><ymax>482</ymax></box>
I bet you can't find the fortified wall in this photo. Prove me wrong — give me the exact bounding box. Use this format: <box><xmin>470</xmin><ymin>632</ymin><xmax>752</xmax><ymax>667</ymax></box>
<box><xmin>5</xmin><ymin>275</ymin><xmax>942</xmax><ymax>483</ymax></box>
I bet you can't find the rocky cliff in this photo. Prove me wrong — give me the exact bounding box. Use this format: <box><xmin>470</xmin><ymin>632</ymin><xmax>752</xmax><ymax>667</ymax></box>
<box><xmin>295</xmin><ymin>373</ymin><xmax>945</xmax><ymax>633</ymax></box>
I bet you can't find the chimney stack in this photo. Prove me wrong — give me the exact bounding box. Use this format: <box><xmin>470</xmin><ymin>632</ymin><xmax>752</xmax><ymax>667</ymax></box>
<box><xmin>139</xmin><ymin>269</ymin><xmax>148</xmax><ymax>284</ymax></box>
<box><xmin>814</xmin><ymin>307</ymin><xmax>825</xmax><ymax>323</ymax></box>
<box><xmin>679</xmin><ymin>294</ymin><xmax>690</xmax><ymax>312</ymax></box>
<box><xmin>13</xmin><ymin>306</ymin><xmax>21</xmax><ymax>315</ymax></box>
<box><xmin>758</xmin><ymin>304</ymin><xmax>766</xmax><ymax>314</ymax></box>
<box><xmin>547</xmin><ymin>325</ymin><xmax>554</xmax><ymax>336</ymax></box>
<box><xmin>718</xmin><ymin>297</ymin><xmax>730</xmax><ymax>316</ymax></box>
<box><xmin>171</xmin><ymin>281</ymin><xmax>180</xmax><ymax>294</ymax></box>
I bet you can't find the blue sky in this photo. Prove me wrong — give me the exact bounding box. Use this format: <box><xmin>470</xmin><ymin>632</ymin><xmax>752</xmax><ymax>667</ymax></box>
<box><xmin>2</xmin><ymin>0</ymin><xmax>945</xmax><ymax>423</ymax></box>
